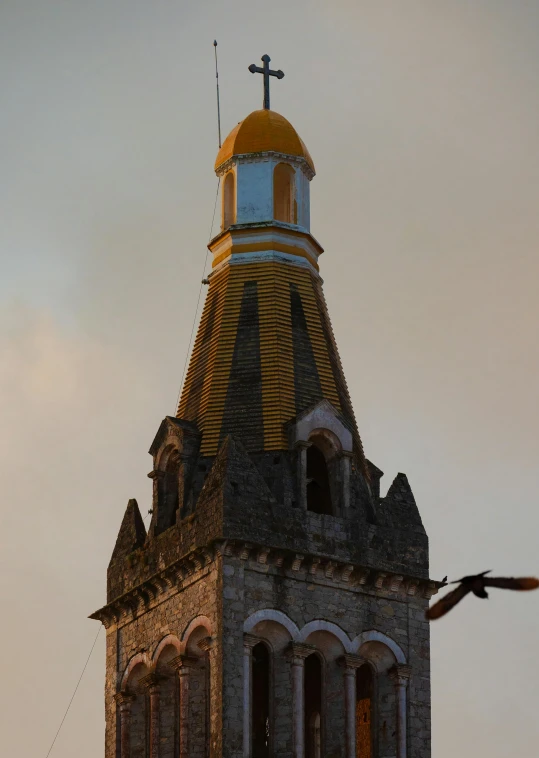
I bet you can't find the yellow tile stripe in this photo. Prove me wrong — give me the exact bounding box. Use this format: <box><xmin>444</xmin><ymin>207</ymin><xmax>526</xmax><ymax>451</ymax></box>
<box><xmin>177</xmin><ymin>267</ymin><xmax>229</xmax><ymax>427</ymax></box>
<box><xmin>177</xmin><ymin>260</ymin><xmax>345</xmax><ymax>455</ymax></box>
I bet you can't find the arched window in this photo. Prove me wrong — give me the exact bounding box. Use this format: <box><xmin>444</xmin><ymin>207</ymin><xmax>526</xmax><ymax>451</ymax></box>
<box><xmin>252</xmin><ymin>642</ymin><xmax>271</xmax><ymax>757</ymax></box>
<box><xmin>155</xmin><ymin>646</ymin><xmax>180</xmax><ymax>758</ymax></box>
<box><xmin>223</xmin><ymin>171</ymin><xmax>236</xmax><ymax>229</ymax></box>
<box><xmin>273</xmin><ymin>163</ymin><xmax>296</xmax><ymax>223</ymax></box>
<box><xmin>356</xmin><ymin>664</ymin><xmax>374</xmax><ymax>758</ymax></box>
<box><xmin>304</xmin><ymin>654</ymin><xmax>323</xmax><ymax>758</ymax></box>
<box><xmin>306</xmin><ymin>444</ymin><xmax>333</xmax><ymax>515</ymax></box>
<box><xmin>156</xmin><ymin>447</ymin><xmax>180</xmax><ymax>535</ymax></box>
<box><xmin>126</xmin><ymin>663</ymin><xmax>149</xmax><ymax>758</ymax></box>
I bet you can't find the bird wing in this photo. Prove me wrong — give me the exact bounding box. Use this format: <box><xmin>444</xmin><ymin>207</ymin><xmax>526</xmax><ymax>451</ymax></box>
<box><xmin>451</xmin><ymin>569</ymin><xmax>491</xmax><ymax>584</ymax></box>
<box><xmin>484</xmin><ymin>576</ymin><xmax>539</xmax><ymax>591</ymax></box>
<box><xmin>426</xmin><ymin>584</ymin><xmax>472</xmax><ymax>620</ymax></box>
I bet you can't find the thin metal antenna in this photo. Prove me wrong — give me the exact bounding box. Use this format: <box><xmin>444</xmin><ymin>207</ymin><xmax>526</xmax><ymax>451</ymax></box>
<box><xmin>213</xmin><ymin>40</ymin><xmax>222</xmax><ymax>148</ymax></box>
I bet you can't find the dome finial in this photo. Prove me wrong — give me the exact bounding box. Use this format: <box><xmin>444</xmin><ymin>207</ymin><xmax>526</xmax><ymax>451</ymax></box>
<box><xmin>248</xmin><ymin>54</ymin><xmax>284</xmax><ymax>110</ymax></box>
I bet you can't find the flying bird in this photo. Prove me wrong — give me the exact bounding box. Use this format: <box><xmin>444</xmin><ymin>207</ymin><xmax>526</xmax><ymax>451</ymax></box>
<box><xmin>426</xmin><ymin>570</ymin><xmax>539</xmax><ymax>620</ymax></box>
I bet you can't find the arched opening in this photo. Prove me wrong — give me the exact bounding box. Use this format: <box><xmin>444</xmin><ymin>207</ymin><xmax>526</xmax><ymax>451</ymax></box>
<box><xmin>304</xmin><ymin>654</ymin><xmax>323</xmax><ymax>758</ymax></box>
<box><xmin>223</xmin><ymin>171</ymin><xmax>236</xmax><ymax>229</ymax></box>
<box><xmin>247</xmin><ymin>615</ymin><xmax>294</xmax><ymax>754</ymax></box>
<box><xmin>156</xmin><ymin>447</ymin><xmax>180</xmax><ymax>535</ymax></box>
<box><xmin>306</xmin><ymin>444</ymin><xmax>333</xmax><ymax>515</ymax></box>
<box><xmin>302</xmin><ymin>628</ymin><xmax>346</xmax><ymax>756</ymax></box>
<box><xmin>155</xmin><ymin>646</ymin><xmax>180</xmax><ymax>758</ymax></box>
<box><xmin>273</xmin><ymin>163</ymin><xmax>296</xmax><ymax>223</ymax></box>
<box><xmin>356</xmin><ymin>664</ymin><xmax>374</xmax><ymax>758</ymax></box>
<box><xmin>126</xmin><ymin>663</ymin><xmax>149</xmax><ymax>758</ymax></box>
<box><xmin>252</xmin><ymin>642</ymin><xmax>271</xmax><ymax>757</ymax></box>
<box><xmin>357</xmin><ymin>639</ymin><xmax>400</xmax><ymax>758</ymax></box>
<box><xmin>184</xmin><ymin>625</ymin><xmax>211</xmax><ymax>757</ymax></box>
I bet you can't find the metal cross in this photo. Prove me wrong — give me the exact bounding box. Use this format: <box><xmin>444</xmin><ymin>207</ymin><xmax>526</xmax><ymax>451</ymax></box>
<box><xmin>248</xmin><ymin>54</ymin><xmax>284</xmax><ymax>110</ymax></box>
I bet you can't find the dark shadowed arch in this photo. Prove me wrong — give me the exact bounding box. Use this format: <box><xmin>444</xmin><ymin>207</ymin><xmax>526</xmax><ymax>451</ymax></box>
<box><xmin>252</xmin><ymin>641</ymin><xmax>271</xmax><ymax>757</ymax></box>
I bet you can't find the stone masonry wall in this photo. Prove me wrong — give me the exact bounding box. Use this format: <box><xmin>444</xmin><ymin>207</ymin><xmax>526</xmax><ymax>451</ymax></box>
<box><xmin>221</xmin><ymin>554</ymin><xmax>431</xmax><ymax>758</ymax></box>
<box><xmin>104</xmin><ymin>562</ymin><xmax>223</xmax><ymax>758</ymax></box>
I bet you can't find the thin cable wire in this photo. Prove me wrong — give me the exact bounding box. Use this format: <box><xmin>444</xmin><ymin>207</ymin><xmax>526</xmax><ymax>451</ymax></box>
<box><xmin>174</xmin><ymin>177</ymin><xmax>221</xmax><ymax>415</ymax></box>
<box><xmin>213</xmin><ymin>41</ymin><xmax>222</xmax><ymax>148</ymax></box>
<box><xmin>44</xmin><ymin>625</ymin><xmax>102</xmax><ymax>758</ymax></box>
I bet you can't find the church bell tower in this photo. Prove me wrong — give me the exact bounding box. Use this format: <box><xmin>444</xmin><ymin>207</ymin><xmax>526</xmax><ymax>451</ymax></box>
<box><xmin>92</xmin><ymin>55</ymin><xmax>437</xmax><ymax>758</ymax></box>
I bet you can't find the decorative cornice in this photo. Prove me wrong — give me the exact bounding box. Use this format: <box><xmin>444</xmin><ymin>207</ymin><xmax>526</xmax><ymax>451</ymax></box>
<box><xmin>90</xmin><ymin>537</ymin><xmax>443</xmax><ymax>631</ymax></box>
<box><xmin>210</xmin><ymin>249</ymin><xmax>321</xmax><ymax>279</ymax></box>
<box><xmin>89</xmin><ymin>543</ymin><xmax>218</xmax><ymax>629</ymax></box>
<box><xmin>215</xmin><ymin>151</ymin><xmax>315</xmax><ymax>181</ymax></box>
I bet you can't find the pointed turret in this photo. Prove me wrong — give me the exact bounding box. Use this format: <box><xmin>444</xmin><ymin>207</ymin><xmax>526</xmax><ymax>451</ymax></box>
<box><xmin>381</xmin><ymin>473</ymin><xmax>425</xmax><ymax>535</ymax></box>
<box><xmin>385</xmin><ymin>472</ymin><xmax>416</xmax><ymax>506</ymax></box>
<box><xmin>199</xmin><ymin>434</ymin><xmax>275</xmax><ymax>505</ymax></box>
<box><xmin>109</xmin><ymin>498</ymin><xmax>146</xmax><ymax>565</ymax></box>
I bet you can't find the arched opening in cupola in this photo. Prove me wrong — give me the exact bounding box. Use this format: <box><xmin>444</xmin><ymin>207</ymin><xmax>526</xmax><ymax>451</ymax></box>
<box><xmin>252</xmin><ymin>641</ymin><xmax>271</xmax><ymax>757</ymax></box>
<box><xmin>306</xmin><ymin>441</ymin><xmax>333</xmax><ymax>515</ymax></box>
<box><xmin>273</xmin><ymin>163</ymin><xmax>296</xmax><ymax>223</ymax></box>
<box><xmin>223</xmin><ymin>171</ymin><xmax>236</xmax><ymax>229</ymax></box>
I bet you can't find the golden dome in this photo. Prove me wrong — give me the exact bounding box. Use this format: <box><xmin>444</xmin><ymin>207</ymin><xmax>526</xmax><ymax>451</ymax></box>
<box><xmin>215</xmin><ymin>109</ymin><xmax>315</xmax><ymax>173</ymax></box>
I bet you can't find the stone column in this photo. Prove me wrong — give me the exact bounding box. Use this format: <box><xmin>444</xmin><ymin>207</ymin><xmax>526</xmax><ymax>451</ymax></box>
<box><xmin>287</xmin><ymin>642</ymin><xmax>314</xmax><ymax>758</ymax></box>
<box><xmin>140</xmin><ymin>674</ymin><xmax>162</xmax><ymax>758</ymax></box>
<box><xmin>390</xmin><ymin>664</ymin><xmax>412</xmax><ymax>758</ymax></box>
<box><xmin>242</xmin><ymin>634</ymin><xmax>260</xmax><ymax>758</ymax></box>
<box><xmin>198</xmin><ymin>637</ymin><xmax>215</xmax><ymax>755</ymax></box>
<box><xmin>338</xmin><ymin>655</ymin><xmax>366</xmax><ymax>758</ymax></box>
<box><xmin>340</xmin><ymin>451</ymin><xmax>353</xmax><ymax>510</ymax></box>
<box><xmin>147</xmin><ymin>469</ymin><xmax>164</xmax><ymax>531</ymax></box>
<box><xmin>114</xmin><ymin>692</ymin><xmax>136</xmax><ymax>758</ymax></box>
<box><xmin>170</xmin><ymin>655</ymin><xmax>198</xmax><ymax>758</ymax></box>
<box><xmin>295</xmin><ymin>441</ymin><xmax>311</xmax><ymax>510</ymax></box>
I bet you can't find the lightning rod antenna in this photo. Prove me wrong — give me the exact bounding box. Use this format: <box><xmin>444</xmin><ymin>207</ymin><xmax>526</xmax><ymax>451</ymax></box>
<box><xmin>213</xmin><ymin>40</ymin><xmax>222</xmax><ymax>149</ymax></box>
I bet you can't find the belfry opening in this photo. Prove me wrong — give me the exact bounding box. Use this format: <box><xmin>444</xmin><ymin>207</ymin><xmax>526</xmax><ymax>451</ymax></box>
<box><xmin>304</xmin><ymin>654</ymin><xmax>323</xmax><ymax>758</ymax></box>
<box><xmin>356</xmin><ymin>664</ymin><xmax>374</xmax><ymax>758</ymax></box>
<box><xmin>252</xmin><ymin>642</ymin><xmax>271</xmax><ymax>757</ymax></box>
<box><xmin>92</xmin><ymin>53</ymin><xmax>433</xmax><ymax>758</ymax></box>
<box><xmin>306</xmin><ymin>443</ymin><xmax>333</xmax><ymax>515</ymax></box>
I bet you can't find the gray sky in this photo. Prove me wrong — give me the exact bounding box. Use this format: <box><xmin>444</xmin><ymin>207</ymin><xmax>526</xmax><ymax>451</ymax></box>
<box><xmin>1</xmin><ymin>1</ymin><xmax>538</xmax><ymax>755</ymax></box>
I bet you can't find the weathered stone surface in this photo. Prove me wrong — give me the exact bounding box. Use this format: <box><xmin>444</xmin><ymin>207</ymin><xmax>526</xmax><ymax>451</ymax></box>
<box><xmin>93</xmin><ymin>422</ymin><xmax>434</xmax><ymax>758</ymax></box>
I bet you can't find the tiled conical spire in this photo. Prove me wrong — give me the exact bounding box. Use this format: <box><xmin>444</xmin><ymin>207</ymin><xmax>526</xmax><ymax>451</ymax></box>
<box><xmin>177</xmin><ymin>109</ymin><xmax>365</xmax><ymax>468</ymax></box>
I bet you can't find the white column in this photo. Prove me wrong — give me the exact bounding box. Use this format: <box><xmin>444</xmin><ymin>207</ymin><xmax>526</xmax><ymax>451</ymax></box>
<box><xmin>340</xmin><ymin>452</ymin><xmax>353</xmax><ymax>510</ymax></box>
<box><xmin>295</xmin><ymin>441</ymin><xmax>311</xmax><ymax>510</ymax></box>
<box><xmin>390</xmin><ymin>664</ymin><xmax>412</xmax><ymax>758</ymax></box>
<box><xmin>243</xmin><ymin>634</ymin><xmax>260</xmax><ymax>758</ymax></box>
<box><xmin>344</xmin><ymin>667</ymin><xmax>355</xmax><ymax>757</ymax></box>
<box><xmin>338</xmin><ymin>654</ymin><xmax>366</xmax><ymax>758</ymax></box>
<box><xmin>287</xmin><ymin>643</ymin><xmax>313</xmax><ymax>758</ymax></box>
